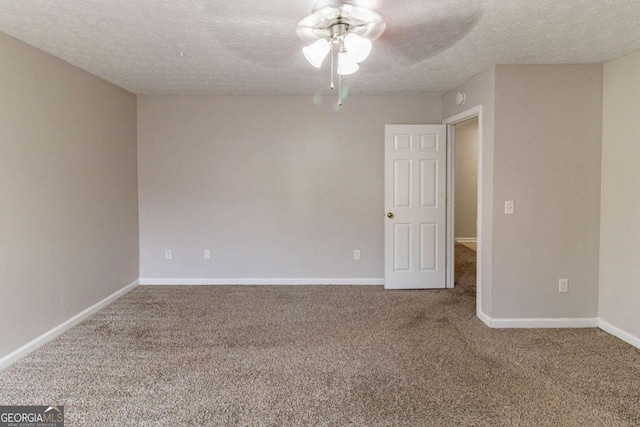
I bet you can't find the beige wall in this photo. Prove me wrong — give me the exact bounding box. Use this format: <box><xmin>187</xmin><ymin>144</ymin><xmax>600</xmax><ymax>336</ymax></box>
<box><xmin>0</xmin><ymin>33</ymin><xmax>139</xmax><ymax>359</ymax></box>
<box><xmin>454</xmin><ymin>118</ymin><xmax>478</xmax><ymax>239</ymax></box>
<box><xmin>137</xmin><ymin>95</ymin><xmax>441</xmax><ymax>280</ymax></box>
<box><xmin>599</xmin><ymin>51</ymin><xmax>640</xmax><ymax>340</ymax></box>
<box><xmin>442</xmin><ymin>64</ymin><xmax>603</xmax><ymax>321</ymax></box>
<box><xmin>492</xmin><ymin>65</ymin><xmax>602</xmax><ymax>319</ymax></box>
<box><xmin>442</xmin><ymin>66</ymin><xmax>496</xmax><ymax>316</ymax></box>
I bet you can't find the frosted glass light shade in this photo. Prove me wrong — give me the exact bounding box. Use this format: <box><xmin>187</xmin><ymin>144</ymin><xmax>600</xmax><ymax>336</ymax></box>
<box><xmin>337</xmin><ymin>51</ymin><xmax>359</xmax><ymax>75</ymax></box>
<box><xmin>303</xmin><ymin>39</ymin><xmax>331</xmax><ymax>68</ymax></box>
<box><xmin>344</xmin><ymin>33</ymin><xmax>372</xmax><ymax>63</ymax></box>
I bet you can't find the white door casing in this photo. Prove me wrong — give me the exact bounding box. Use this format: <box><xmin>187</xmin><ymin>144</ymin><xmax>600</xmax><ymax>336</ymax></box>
<box><xmin>384</xmin><ymin>125</ymin><xmax>447</xmax><ymax>289</ymax></box>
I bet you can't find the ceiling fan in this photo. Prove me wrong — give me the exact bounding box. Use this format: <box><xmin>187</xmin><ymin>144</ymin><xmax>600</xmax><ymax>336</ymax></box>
<box><xmin>296</xmin><ymin>0</ymin><xmax>483</xmax><ymax>104</ymax></box>
<box><xmin>297</xmin><ymin>0</ymin><xmax>386</xmax><ymax>105</ymax></box>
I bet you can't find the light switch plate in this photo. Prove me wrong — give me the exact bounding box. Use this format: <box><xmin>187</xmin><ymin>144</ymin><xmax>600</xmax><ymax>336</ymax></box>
<box><xmin>204</xmin><ymin>249</ymin><xmax>211</xmax><ymax>260</ymax></box>
<box><xmin>353</xmin><ymin>250</ymin><xmax>361</xmax><ymax>260</ymax></box>
<box><xmin>505</xmin><ymin>200</ymin><xmax>515</xmax><ymax>215</ymax></box>
<box><xmin>164</xmin><ymin>249</ymin><xmax>172</xmax><ymax>260</ymax></box>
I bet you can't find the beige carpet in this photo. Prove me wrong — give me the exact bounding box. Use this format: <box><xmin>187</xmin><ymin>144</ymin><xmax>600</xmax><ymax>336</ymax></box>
<box><xmin>455</xmin><ymin>242</ymin><xmax>477</xmax><ymax>295</ymax></box>
<box><xmin>1</xmin><ymin>268</ymin><xmax>639</xmax><ymax>425</ymax></box>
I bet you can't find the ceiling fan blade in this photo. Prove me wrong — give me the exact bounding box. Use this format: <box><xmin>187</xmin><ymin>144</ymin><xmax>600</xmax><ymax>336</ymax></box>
<box><xmin>350</xmin><ymin>21</ymin><xmax>386</xmax><ymax>41</ymax></box>
<box><xmin>362</xmin><ymin>7</ymin><xmax>483</xmax><ymax>70</ymax></box>
<box><xmin>297</xmin><ymin>26</ymin><xmax>332</xmax><ymax>43</ymax></box>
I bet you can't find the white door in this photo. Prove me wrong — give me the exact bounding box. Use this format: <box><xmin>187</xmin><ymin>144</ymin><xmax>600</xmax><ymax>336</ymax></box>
<box><xmin>384</xmin><ymin>125</ymin><xmax>447</xmax><ymax>289</ymax></box>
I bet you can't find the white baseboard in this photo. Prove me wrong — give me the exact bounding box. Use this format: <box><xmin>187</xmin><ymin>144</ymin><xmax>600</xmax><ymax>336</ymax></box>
<box><xmin>4</xmin><ymin>280</ymin><xmax>636</xmax><ymax>372</ymax></box>
<box><xmin>0</xmin><ymin>279</ymin><xmax>139</xmax><ymax>371</ymax></box>
<box><xmin>455</xmin><ymin>237</ymin><xmax>477</xmax><ymax>243</ymax></box>
<box><xmin>480</xmin><ymin>316</ymin><xmax>599</xmax><ymax>329</ymax></box>
<box><xmin>140</xmin><ymin>278</ymin><xmax>385</xmax><ymax>286</ymax></box>
<box><xmin>476</xmin><ymin>309</ymin><xmax>492</xmax><ymax>327</ymax></box>
<box><xmin>598</xmin><ymin>318</ymin><xmax>640</xmax><ymax>350</ymax></box>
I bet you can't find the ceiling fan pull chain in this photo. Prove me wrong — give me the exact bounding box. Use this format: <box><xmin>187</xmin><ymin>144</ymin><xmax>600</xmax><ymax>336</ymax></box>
<box><xmin>337</xmin><ymin>74</ymin><xmax>343</xmax><ymax>107</ymax></box>
<box><xmin>330</xmin><ymin>44</ymin><xmax>335</xmax><ymax>90</ymax></box>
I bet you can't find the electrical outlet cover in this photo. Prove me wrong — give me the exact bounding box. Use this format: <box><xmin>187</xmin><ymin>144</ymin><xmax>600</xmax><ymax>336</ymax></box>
<box><xmin>559</xmin><ymin>278</ymin><xmax>569</xmax><ymax>293</ymax></box>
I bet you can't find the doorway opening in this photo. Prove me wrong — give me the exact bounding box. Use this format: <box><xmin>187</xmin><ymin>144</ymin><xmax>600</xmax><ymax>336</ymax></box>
<box><xmin>452</xmin><ymin>117</ymin><xmax>478</xmax><ymax>296</ymax></box>
<box><xmin>443</xmin><ymin>105</ymin><xmax>483</xmax><ymax>317</ymax></box>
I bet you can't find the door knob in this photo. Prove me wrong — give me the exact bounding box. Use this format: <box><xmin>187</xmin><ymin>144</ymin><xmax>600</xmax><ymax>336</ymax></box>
<box><xmin>387</xmin><ymin>212</ymin><xmax>394</xmax><ymax>219</ymax></box>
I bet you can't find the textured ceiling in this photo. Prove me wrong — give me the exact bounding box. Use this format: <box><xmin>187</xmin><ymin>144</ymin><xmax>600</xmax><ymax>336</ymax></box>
<box><xmin>1</xmin><ymin>0</ymin><xmax>640</xmax><ymax>95</ymax></box>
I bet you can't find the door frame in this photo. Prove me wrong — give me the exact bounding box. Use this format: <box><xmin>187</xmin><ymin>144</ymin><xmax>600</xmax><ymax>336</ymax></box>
<box><xmin>443</xmin><ymin>106</ymin><xmax>483</xmax><ymax>315</ymax></box>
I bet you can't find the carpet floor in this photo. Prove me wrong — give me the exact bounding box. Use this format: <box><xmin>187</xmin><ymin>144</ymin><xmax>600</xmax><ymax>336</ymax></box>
<box><xmin>1</xmin><ymin>256</ymin><xmax>639</xmax><ymax>425</ymax></box>
<box><xmin>455</xmin><ymin>242</ymin><xmax>477</xmax><ymax>295</ymax></box>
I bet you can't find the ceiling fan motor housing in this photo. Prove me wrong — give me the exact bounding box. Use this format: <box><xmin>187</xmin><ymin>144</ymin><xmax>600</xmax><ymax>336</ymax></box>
<box><xmin>297</xmin><ymin>0</ymin><xmax>386</xmax><ymax>43</ymax></box>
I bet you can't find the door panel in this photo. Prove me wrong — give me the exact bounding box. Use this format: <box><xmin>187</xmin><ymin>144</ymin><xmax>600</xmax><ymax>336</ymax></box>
<box><xmin>420</xmin><ymin>160</ymin><xmax>437</xmax><ymax>208</ymax></box>
<box><xmin>393</xmin><ymin>223</ymin><xmax>412</xmax><ymax>272</ymax></box>
<box><xmin>420</xmin><ymin>223</ymin><xmax>437</xmax><ymax>271</ymax></box>
<box><xmin>394</xmin><ymin>160</ymin><xmax>412</xmax><ymax>208</ymax></box>
<box><xmin>385</xmin><ymin>125</ymin><xmax>446</xmax><ymax>289</ymax></box>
